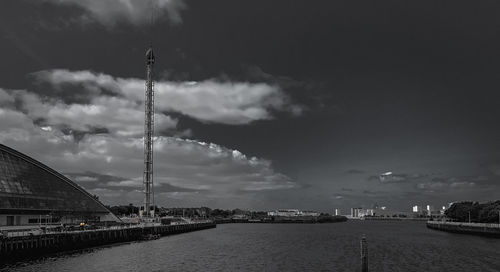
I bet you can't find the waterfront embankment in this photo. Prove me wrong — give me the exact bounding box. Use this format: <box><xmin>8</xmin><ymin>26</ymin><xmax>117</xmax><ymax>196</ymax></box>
<box><xmin>0</xmin><ymin>222</ymin><xmax>215</xmax><ymax>262</ymax></box>
<box><xmin>427</xmin><ymin>221</ymin><xmax>500</xmax><ymax>237</ymax></box>
<box><xmin>214</xmin><ymin>215</ymin><xmax>347</xmax><ymax>224</ymax></box>
<box><xmin>364</xmin><ymin>217</ymin><xmax>428</xmax><ymax>221</ymax></box>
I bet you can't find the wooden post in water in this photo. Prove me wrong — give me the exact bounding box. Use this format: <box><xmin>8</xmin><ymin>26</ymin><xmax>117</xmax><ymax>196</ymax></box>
<box><xmin>360</xmin><ymin>235</ymin><xmax>368</xmax><ymax>272</ymax></box>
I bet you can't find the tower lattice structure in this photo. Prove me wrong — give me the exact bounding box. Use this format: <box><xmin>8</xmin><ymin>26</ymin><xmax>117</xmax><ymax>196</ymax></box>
<box><xmin>142</xmin><ymin>47</ymin><xmax>155</xmax><ymax>218</ymax></box>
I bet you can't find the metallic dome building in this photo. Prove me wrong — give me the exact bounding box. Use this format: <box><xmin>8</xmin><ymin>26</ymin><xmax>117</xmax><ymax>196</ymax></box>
<box><xmin>0</xmin><ymin>143</ymin><xmax>119</xmax><ymax>227</ymax></box>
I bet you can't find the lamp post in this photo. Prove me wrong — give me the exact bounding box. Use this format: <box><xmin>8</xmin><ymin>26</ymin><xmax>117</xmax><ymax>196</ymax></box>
<box><xmin>468</xmin><ymin>211</ymin><xmax>471</xmax><ymax>223</ymax></box>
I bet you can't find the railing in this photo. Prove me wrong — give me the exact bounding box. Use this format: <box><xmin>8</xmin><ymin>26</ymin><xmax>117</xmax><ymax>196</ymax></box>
<box><xmin>2</xmin><ymin>221</ymin><xmax>214</xmax><ymax>238</ymax></box>
<box><xmin>3</xmin><ymin>224</ymin><xmax>136</xmax><ymax>238</ymax></box>
<box><xmin>428</xmin><ymin>221</ymin><xmax>500</xmax><ymax>228</ymax></box>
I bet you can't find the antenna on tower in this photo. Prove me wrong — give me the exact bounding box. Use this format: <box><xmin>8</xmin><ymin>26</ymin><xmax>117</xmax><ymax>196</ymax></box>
<box><xmin>149</xmin><ymin>0</ymin><xmax>155</xmax><ymax>46</ymax></box>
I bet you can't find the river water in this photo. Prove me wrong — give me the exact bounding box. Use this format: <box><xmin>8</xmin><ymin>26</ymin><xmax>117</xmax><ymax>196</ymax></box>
<box><xmin>2</xmin><ymin>220</ymin><xmax>500</xmax><ymax>272</ymax></box>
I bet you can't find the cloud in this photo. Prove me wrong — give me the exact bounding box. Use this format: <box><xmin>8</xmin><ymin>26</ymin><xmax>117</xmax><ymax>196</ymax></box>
<box><xmin>486</xmin><ymin>163</ymin><xmax>500</xmax><ymax>176</ymax></box>
<box><xmin>345</xmin><ymin>169</ymin><xmax>365</xmax><ymax>174</ymax></box>
<box><xmin>2</xmin><ymin>87</ymin><xmax>178</xmax><ymax>138</ymax></box>
<box><xmin>373</xmin><ymin>171</ymin><xmax>428</xmax><ymax>184</ymax></box>
<box><xmin>65</xmin><ymin>171</ymin><xmax>203</xmax><ymax>193</ymax></box>
<box><xmin>449</xmin><ymin>181</ymin><xmax>476</xmax><ymax>188</ymax></box>
<box><xmin>34</xmin><ymin>69</ymin><xmax>300</xmax><ymax>125</ymax></box>
<box><xmin>367</xmin><ymin>172</ymin><xmax>408</xmax><ymax>183</ymax></box>
<box><xmin>0</xmin><ymin>65</ymin><xmax>301</xmax><ymax>208</ymax></box>
<box><xmin>0</xmin><ymin>132</ymin><xmax>296</xmax><ymax>205</ymax></box>
<box><xmin>416</xmin><ymin>181</ymin><xmax>475</xmax><ymax>191</ymax></box>
<box><xmin>416</xmin><ymin>182</ymin><xmax>447</xmax><ymax>190</ymax></box>
<box><xmin>0</xmin><ymin>83</ymin><xmax>296</xmax><ymax>207</ymax></box>
<box><xmin>73</xmin><ymin>176</ymin><xmax>98</xmax><ymax>182</ymax></box>
<box><xmin>367</xmin><ymin>175</ymin><xmax>380</xmax><ymax>181</ymax></box>
<box><xmin>379</xmin><ymin>174</ymin><xmax>407</xmax><ymax>183</ymax></box>
<box><xmin>44</xmin><ymin>0</ymin><xmax>187</xmax><ymax>27</ymax></box>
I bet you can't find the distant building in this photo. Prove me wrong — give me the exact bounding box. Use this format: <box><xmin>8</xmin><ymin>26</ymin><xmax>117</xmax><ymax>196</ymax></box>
<box><xmin>412</xmin><ymin>205</ymin><xmax>421</xmax><ymax>213</ymax></box>
<box><xmin>426</xmin><ymin>205</ymin><xmax>434</xmax><ymax>216</ymax></box>
<box><xmin>267</xmin><ymin>209</ymin><xmax>319</xmax><ymax>217</ymax></box>
<box><xmin>268</xmin><ymin>209</ymin><xmax>299</xmax><ymax>217</ymax></box>
<box><xmin>302</xmin><ymin>211</ymin><xmax>320</xmax><ymax>216</ymax></box>
<box><xmin>232</xmin><ymin>214</ymin><xmax>248</xmax><ymax>220</ymax></box>
<box><xmin>348</xmin><ymin>208</ymin><xmax>374</xmax><ymax>218</ymax></box>
<box><xmin>334</xmin><ymin>208</ymin><xmax>341</xmax><ymax>216</ymax></box>
<box><xmin>351</xmin><ymin>208</ymin><xmax>363</xmax><ymax>218</ymax></box>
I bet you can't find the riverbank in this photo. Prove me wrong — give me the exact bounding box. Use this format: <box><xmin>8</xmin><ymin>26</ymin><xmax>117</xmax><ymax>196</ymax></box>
<box><xmin>364</xmin><ymin>217</ymin><xmax>428</xmax><ymax>221</ymax></box>
<box><xmin>0</xmin><ymin>222</ymin><xmax>215</xmax><ymax>262</ymax></box>
<box><xmin>214</xmin><ymin>215</ymin><xmax>348</xmax><ymax>224</ymax></box>
<box><xmin>427</xmin><ymin>221</ymin><xmax>500</xmax><ymax>237</ymax></box>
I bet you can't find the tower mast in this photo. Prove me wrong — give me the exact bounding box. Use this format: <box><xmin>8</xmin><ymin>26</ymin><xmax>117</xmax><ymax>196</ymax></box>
<box><xmin>142</xmin><ymin>47</ymin><xmax>155</xmax><ymax>218</ymax></box>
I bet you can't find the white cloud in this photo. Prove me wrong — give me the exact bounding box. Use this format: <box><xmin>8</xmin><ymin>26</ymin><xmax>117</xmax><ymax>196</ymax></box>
<box><xmin>417</xmin><ymin>180</ymin><xmax>475</xmax><ymax>190</ymax></box>
<box><xmin>0</xmin><ymin>89</ymin><xmax>15</xmax><ymax>105</ymax></box>
<box><xmin>2</xmin><ymin>87</ymin><xmax>177</xmax><ymax>137</ymax></box>
<box><xmin>0</xmin><ymin>81</ymin><xmax>296</xmax><ymax>207</ymax></box>
<box><xmin>34</xmin><ymin>69</ymin><xmax>300</xmax><ymax>125</ymax></box>
<box><xmin>449</xmin><ymin>182</ymin><xmax>475</xmax><ymax>188</ymax></box>
<box><xmin>0</xmin><ymin>129</ymin><xmax>296</xmax><ymax>205</ymax></box>
<box><xmin>417</xmin><ymin>182</ymin><xmax>446</xmax><ymax>190</ymax></box>
<box><xmin>379</xmin><ymin>172</ymin><xmax>406</xmax><ymax>183</ymax></box>
<box><xmin>73</xmin><ymin>176</ymin><xmax>98</xmax><ymax>182</ymax></box>
<box><xmin>45</xmin><ymin>0</ymin><xmax>187</xmax><ymax>27</ymax></box>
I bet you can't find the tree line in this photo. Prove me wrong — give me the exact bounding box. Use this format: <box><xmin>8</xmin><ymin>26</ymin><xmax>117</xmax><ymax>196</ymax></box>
<box><xmin>445</xmin><ymin>201</ymin><xmax>500</xmax><ymax>223</ymax></box>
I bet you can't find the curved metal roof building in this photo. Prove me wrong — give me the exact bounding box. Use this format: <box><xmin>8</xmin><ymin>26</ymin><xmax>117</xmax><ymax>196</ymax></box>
<box><xmin>0</xmin><ymin>143</ymin><xmax>119</xmax><ymax>226</ymax></box>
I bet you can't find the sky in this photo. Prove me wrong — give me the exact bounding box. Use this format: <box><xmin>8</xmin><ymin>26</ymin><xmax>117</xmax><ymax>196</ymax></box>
<box><xmin>0</xmin><ymin>0</ymin><xmax>499</xmax><ymax>212</ymax></box>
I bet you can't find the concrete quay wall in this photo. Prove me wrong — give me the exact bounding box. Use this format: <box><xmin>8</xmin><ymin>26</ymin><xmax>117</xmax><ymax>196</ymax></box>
<box><xmin>427</xmin><ymin>221</ymin><xmax>500</xmax><ymax>237</ymax></box>
<box><xmin>0</xmin><ymin>222</ymin><xmax>216</xmax><ymax>260</ymax></box>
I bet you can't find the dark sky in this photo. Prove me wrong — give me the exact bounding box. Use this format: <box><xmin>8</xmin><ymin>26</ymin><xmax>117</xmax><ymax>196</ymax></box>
<box><xmin>0</xmin><ymin>0</ymin><xmax>499</xmax><ymax>212</ymax></box>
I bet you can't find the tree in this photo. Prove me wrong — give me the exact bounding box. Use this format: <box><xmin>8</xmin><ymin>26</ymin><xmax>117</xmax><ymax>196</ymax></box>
<box><xmin>445</xmin><ymin>201</ymin><xmax>500</xmax><ymax>223</ymax></box>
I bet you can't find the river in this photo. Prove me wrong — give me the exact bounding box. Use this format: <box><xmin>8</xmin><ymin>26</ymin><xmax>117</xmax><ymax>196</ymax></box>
<box><xmin>2</xmin><ymin>220</ymin><xmax>500</xmax><ymax>271</ymax></box>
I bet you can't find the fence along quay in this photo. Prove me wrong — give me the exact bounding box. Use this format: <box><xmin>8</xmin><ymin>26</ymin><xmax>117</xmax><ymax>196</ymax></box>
<box><xmin>0</xmin><ymin>221</ymin><xmax>215</xmax><ymax>261</ymax></box>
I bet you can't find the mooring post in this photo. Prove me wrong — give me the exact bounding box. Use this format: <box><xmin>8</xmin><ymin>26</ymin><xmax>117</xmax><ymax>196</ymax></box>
<box><xmin>361</xmin><ymin>234</ymin><xmax>368</xmax><ymax>272</ymax></box>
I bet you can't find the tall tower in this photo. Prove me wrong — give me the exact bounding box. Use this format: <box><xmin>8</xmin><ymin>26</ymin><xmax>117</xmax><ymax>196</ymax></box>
<box><xmin>142</xmin><ymin>46</ymin><xmax>155</xmax><ymax>218</ymax></box>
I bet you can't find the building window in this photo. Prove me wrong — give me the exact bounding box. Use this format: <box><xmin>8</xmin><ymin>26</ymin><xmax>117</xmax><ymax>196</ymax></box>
<box><xmin>7</xmin><ymin>216</ymin><xmax>14</xmax><ymax>226</ymax></box>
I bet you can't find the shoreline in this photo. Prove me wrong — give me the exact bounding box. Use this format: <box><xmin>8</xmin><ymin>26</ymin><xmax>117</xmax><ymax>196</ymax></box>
<box><xmin>427</xmin><ymin>221</ymin><xmax>500</xmax><ymax>238</ymax></box>
<box><xmin>214</xmin><ymin>216</ymin><xmax>348</xmax><ymax>224</ymax></box>
<box><xmin>363</xmin><ymin>217</ymin><xmax>429</xmax><ymax>221</ymax></box>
